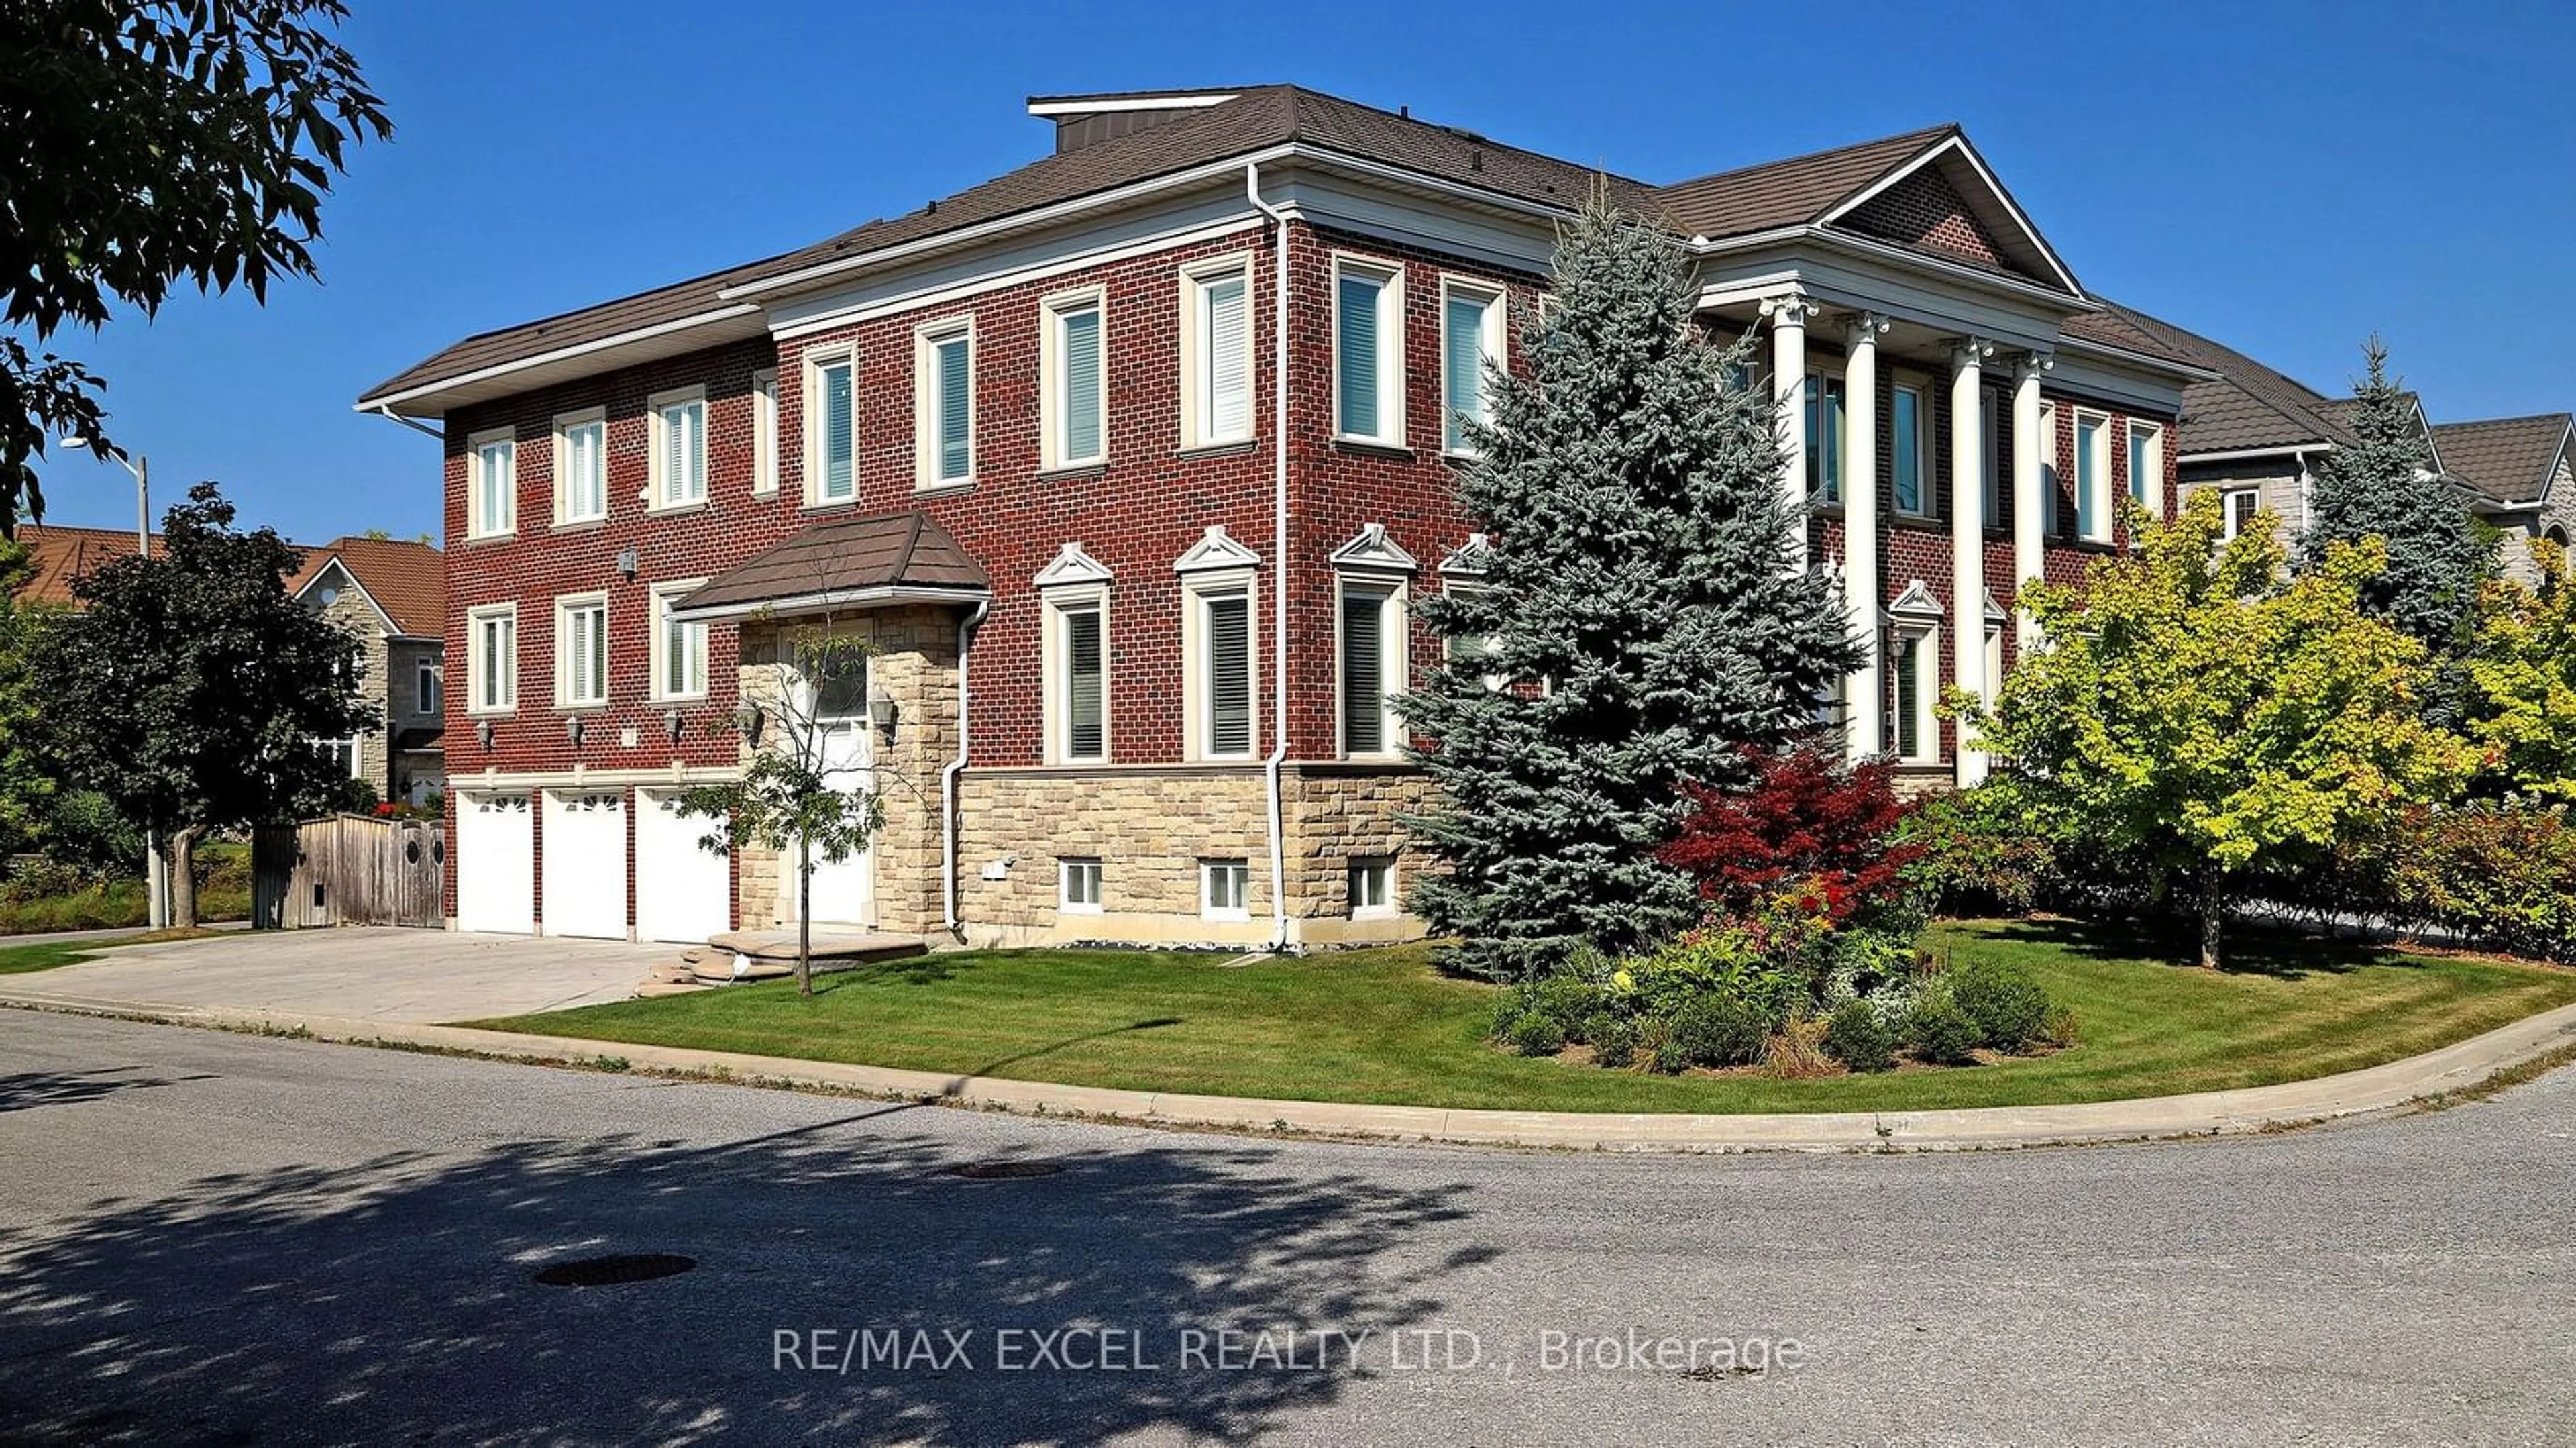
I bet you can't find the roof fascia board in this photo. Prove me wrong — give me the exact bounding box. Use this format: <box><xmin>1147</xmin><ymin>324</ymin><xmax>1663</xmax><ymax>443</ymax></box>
<box><xmin>2177</xmin><ymin>442</ymin><xmax>2338</xmax><ymax>464</ymax></box>
<box><xmin>672</xmin><ymin>584</ymin><xmax>991</xmax><ymax>625</ymax></box>
<box><xmin>1268</xmin><ymin>171</ymin><xmax>1560</xmax><ymax>272</ymax></box>
<box><xmin>356</xmin><ymin>303</ymin><xmax>763</xmax><ymax>416</ymax></box>
<box><xmin>1025</xmin><ymin>94</ymin><xmax>1236</xmax><ymax>117</ymax></box>
<box><xmin>296</xmin><ymin>556</ymin><xmax>404</xmax><ymax>637</ymax></box>
<box><xmin>1695</xmin><ymin>224</ymin><xmax>2086</xmax><ymax>314</ymax></box>
<box><xmin>2539</xmin><ymin>418</ymin><xmax>2575</xmax><ymax>507</ymax></box>
<box><xmin>2044</xmin><ymin>352</ymin><xmax>2189</xmax><ymax>416</ymax></box>
<box><xmin>1694</xmin><ymin>252</ymin><xmax>2064</xmax><ymax>354</ymax></box>
<box><xmin>1815</xmin><ymin>134</ymin><xmax>2084</xmax><ymax>296</ymax></box>
<box><xmin>2054</xmin><ymin>333</ymin><xmax>2220</xmax><ymax>384</ymax></box>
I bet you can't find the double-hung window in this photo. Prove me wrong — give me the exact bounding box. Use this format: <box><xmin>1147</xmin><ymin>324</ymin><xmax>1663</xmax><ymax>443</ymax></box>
<box><xmin>468</xmin><ymin>605</ymin><xmax>517</xmax><ymax>714</ymax></box>
<box><xmin>651</xmin><ymin>580</ymin><xmax>708</xmax><ymax>701</ymax></box>
<box><xmin>1892</xmin><ymin>625</ymin><xmax>1940</xmax><ymax>764</ymax></box>
<box><xmin>555</xmin><ymin>409</ymin><xmax>606</xmax><ymax>525</ymax></box>
<box><xmin>916</xmin><ymin>320</ymin><xmax>975</xmax><ymax>488</ymax></box>
<box><xmin>468</xmin><ymin>430</ymin><xmax>516</xmax><ymax>539</ymax></box>
<box><xmin>1440</xmin><ymin>281</ymin><xmax>1504</xmax><ymax>456</ymax></box>
<box><xmin>2128</xmin><ymin>421</ymin><xmax>2163</xmax><ymax>517</ymax></box>
<box><xmin>1805</xmin><ymin>373</ymin><xmax>1846</xmax><ymax>503</ymax></box>
<box><xmin>1042</xmin><ymin>291</ymin><xmax>1106</xmax><ymax>470</ymax></box>
<box><xmin>555</xmin><ymin>594</ymin><xmax>608</xmax><ymax>709</ymax></box>
<box><xmin>1338</xmin><ymin>582</ymin><xmax>1403</xmax><ymax>758</ymax></box>
<box><xmin>2075</xmin><ymin>411</ymin><xmax>2112</xmax><ymax>542</ymax></box>
<box><xmin>753</xmin><ymin>368</ymin><xmax>780</xmax><ymax>495</ymax></box>
<box><xmin>1061</xmin><ymin>603</ymin><xmax>1104</xmax><ymax>761</ymax></box>
<box><xmin>806</xmin><ymin>348</ymin><xmax>857</xmax><ymax>505</ymax></box>
<box><xmin>1332</xmin><ymin>258</ymin><xmax>1403</xmax><ymax>446</ymax></box>
<box><xmin>2222</xmin><ymin>488</ymin><xmax>2263</xmax><ymax>541</ymax></box>
<box><xmin>1198</xmin><ymin>589</ymin><xmax>1254</xmax><ymax>759</ymax></box>
<box><xmin>1182</xmin><ymin>259</ymin><xmax>1253</xmax><ymax>449</ymax></box>
<box><xmin>649</xmin><ymin>387</ymin><xmax>707</xmax><ymax>509</ymax></box>
<box><xmin>1892</xmin><ymin>379</ymin><xmax>1932</xmax><ymax>517</ymax></box>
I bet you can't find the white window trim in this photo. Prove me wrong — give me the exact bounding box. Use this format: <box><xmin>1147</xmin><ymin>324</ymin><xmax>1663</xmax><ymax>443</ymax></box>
<box><xmin>2073</xmin><ymin>409</ymin><xmax>2115</xmax><ymax>543</ymax></box>
<box><xmin>1348</xmin><ymin>855</ymin><xmax>1397</xmax><ymax>919</ymax></box>
<box><xmin>1180</xmin><ymin>568</ymin><xmax>1259</xmax><ymax>762</ymax></box>
<box><xmin>551</xmin><ymin>407</ymin><xmax>608</xmax><ymax>527</ymax></box>
<box><xmin>466</xmin><ymin>603</ymin><xmax>517</xmax><ymax>715</ymax></box>
<box><xmin>1059</xmin><ymin>857</ymin><xmax>1103</xmax><ymax>915</ymax></box>
<box><xmin>553</xmin><ymin>592</ymin><xmax>610</xmax><ymax>710</ymax></box>
<box><xmin>647</xmin><ymin>384</ymin><xmax>710</xmax><ymax>513</ymax></box>
<box><xmin>1334</xmin><ymin>574</ymin><xmax>1410</xmax><ymax>761</ymax></box>
<box><xmin>2222</xmin><ymin>486</ymin><xmax>2263</xmax><ymax>541</ymax></box>
<box><xmin>752</xmin><ymin>368</ymin><xmax>780</xmax><ymax>496</ymax></box>
<box><xmin>1330</xmin><ymin>252</ymin><xmax>1406</xmax><ymax>449</ymax></box>
<box><xmin>802</xmin><ymin>344</ymin><xmax>860</xmax><ymax>509</ymax></box>
<box><xmin>914</xmin><ymin>316</ymin><xmax>977</xmax><ymax>491</ymax></box>
<box><xmin>1890</xmin><ymin>369</ymin><xmax>1937</xmax><ymax>519</ymax></box>
<box><xmin>1438</xmin><ymin>276</ymin><xmax>1505</xmax><ymax>458</ymax></box>
<box><xmin>417</xmin><ymin>659</ymin><xmax>441</xmax><ymax>718</ymax></box>
<box><xmin>1892</xmin><ymin>621</ymin><xmax>1942</xmax><ymax>765</ymax></box>
<box><xmin>1038</xmin><ymin>582</ymin><xmax>1110</xmax><ymax>765</ymax></box>
<box><xmin>2129</xmin><ymin>421</ymin><xmax>2165</xmax><ymax>521</ymax></box>
<box><xmin>466</xmin><ymin>427</ymin><xmax>517</xmax><ymax>540</ymax></box>
<box><xmin>1982</xmin><ymin>618</ymin><xmax>2006</xmax><ymax>705</ymax></box>
<box><xmin>650</xmin><ymin>578</ymin><xmax>710</xmax><ymax>703</ymax></box>
<box><xmin>1039</xmin><ymin>285</ymin><xmax>1108</xmax><ymax>472</ymax></box>
<box><xmin>1179</xmin><ymin>252</ymin><xmax>1256</xmax><ymax>451</ymax></box>
<box><xmin>1200</xmin><ymin>858</ymin><xmax>1252</xmax><ymax>922</ymax></box>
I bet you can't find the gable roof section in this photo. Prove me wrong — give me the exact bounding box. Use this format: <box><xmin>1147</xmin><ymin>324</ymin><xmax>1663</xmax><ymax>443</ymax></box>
<box><xmin>9</xmin><ymin>525</ymin><xmax>160</xmax><ymax>609</ymax></box>
<box><xmin>675</xmin><ymin>510</ymin><xmax>989</xmax><ymax>621</ymax></box>
<box><xmin>1656</xmin><ymin>126</ymin><xmax>2080</xmax><ymax>295</ymax></box>
<box><xmin>2432</xmin><ymin>414</ymin><xmax>2574</xmax><ymax>506</ymax></box>
<box><xmin>2095</xmin><ymin>301</ymin><xmax>2355</xmax><ymax>457</ymax></box>
<box><xmin>288</xmin><ymin>535</ymin><xmax>445</xmax><ymax>637</ymax></box>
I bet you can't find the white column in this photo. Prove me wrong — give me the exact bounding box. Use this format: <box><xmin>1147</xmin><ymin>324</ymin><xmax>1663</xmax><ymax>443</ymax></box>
<box><xmin>1949</xmin><ymin>338</ymin><xmax>1994</xmax><ymax>788</ymax></box>
<box><xmin>2010</xmin><ymin>353</ymin><xmax>2051</xmax><ymax>652</ymax></box>
<box><xmin>1763</xmin><ymin>295</ymin><xmax>1820</xmax><ymax>573</ymax></box>
<box><xmin>1840</xmin><ymin>313</ymin><xmax>1889</xmax><ymax>762</ymax></box>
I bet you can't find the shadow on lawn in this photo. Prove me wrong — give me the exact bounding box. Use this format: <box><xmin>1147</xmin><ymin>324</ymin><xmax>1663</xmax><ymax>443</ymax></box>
<box><xmin>1982</xmin><ymin>915</ymin><xmax>2427</xmax><ymax>980</ymax></box>
<box><xmin>0</xmin><ymin>1112</ymin><xmax>1478</xmax><ymax>1445</ymax></box>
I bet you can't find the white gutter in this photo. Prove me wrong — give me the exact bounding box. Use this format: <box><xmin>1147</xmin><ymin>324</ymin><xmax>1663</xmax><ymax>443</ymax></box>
<box><xmin>671</xmin><ymin>584</ymin><xmax>991</xmax><ymax>626</ymax></box>
<box><xmin>371</xmin><ymin>405</ymin><xmax>444</xmax><ymax>439</ymax></box>
<box><xmin>1248</xmin><ymin>162</ymin><xmax>1293</xmax><ymax>952</ymax></box>
<box><xmin>942</xmin><ymin>599</ymin><xmax>990</xmax><ymax>937</ymax></box>
<box><xmin>2179</xmin><ymin>442</ymin><xmax>2339</xmax><ymax>466</ymax></box>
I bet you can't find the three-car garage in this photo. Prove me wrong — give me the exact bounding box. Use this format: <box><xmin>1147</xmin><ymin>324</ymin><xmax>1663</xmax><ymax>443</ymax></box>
<box><xmin>449</xmin><ymin>786</ymin><xmax>733</xmax><ymax>943</ymax></box>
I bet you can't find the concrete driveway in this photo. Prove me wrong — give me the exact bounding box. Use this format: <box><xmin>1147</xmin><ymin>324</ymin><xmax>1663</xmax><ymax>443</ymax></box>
<box><xmin>0</xmin><ymin>927</ymin><xmax>669</xmax><ymax>1023</ymax></box>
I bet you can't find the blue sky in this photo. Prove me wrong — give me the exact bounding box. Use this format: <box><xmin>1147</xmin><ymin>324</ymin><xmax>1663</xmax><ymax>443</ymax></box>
<box><xmin>33</xmin><ymin>0</ymin><xmax>2575</xmax><ymax>540</ymax></box>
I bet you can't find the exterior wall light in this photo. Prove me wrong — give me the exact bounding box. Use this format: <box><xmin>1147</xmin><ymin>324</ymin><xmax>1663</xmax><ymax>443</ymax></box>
<box><xmin>735</xmin><ymin>701</ymin><xmax>764</xmax><ymax>745</ymax></box>
<box><xmin>867</xmin><ymin>688</ymin><xmax>899</xmax><ymax>738</ymax></box>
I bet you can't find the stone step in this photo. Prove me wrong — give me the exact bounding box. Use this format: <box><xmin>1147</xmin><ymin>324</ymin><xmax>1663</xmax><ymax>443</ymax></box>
<box><xmin>635</xmin><ymin>979</ymin><xmax>713</xmax><ymax>998</ymax></box>
<box><xmin>648</xmin><ymin>962</ymin><xmax>700</xmax><ymax>984</ymax></box>
<box><xmin>706</xmin><ymin>930</ymin><xmax>928</xmax><ymax>964</ymax></box>
<box><xmin>691</xmin><ymin>954</ymin><xmax>794</xmax><ymax>984</ymax></box>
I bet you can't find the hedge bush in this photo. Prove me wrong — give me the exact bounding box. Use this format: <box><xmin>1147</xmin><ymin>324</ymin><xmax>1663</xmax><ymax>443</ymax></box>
<box><xmin>1948</xmin><ymin>958</ymin><xmax>2050</xmax><ymax>1051</ymax></box>
<box><xmin>1668</xmin><ymin>994</ymin><xmax>1769</xmax><ymax>1068</ymax></box>
<box><xmin>1823</xmin><ymin>998</ymin><xmax>1898</xmax><ymax>1072</ymax></box>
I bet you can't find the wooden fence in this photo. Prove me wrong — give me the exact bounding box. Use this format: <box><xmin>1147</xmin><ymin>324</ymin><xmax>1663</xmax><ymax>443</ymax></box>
<box><xmin>253</xmin><ymin>815</ymin><xmax>445</xmax><ymax>929</ymax></box>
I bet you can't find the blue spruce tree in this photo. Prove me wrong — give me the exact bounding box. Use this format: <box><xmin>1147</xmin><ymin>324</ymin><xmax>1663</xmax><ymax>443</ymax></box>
<box><xmin>1401</xmin><ymin>199</ymin><xmax>1861</xmax><ymax>982</ymax></box>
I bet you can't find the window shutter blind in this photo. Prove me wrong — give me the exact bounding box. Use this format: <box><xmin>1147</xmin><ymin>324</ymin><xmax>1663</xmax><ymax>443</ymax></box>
<box><xmin>1067</xmin><ymin>609</ymin><xmax>1104</xmax><ymax>758</ymax></box>
<box><xmin>1063</xmin><ymin>307</ymin><xmax>1102</xmax><ymax>461</ymax></box>
<box><xmin>1206</xmin><ymin>277</ymin><xmax>1248</xmax><ymax>439</ymax></box>
<box><xmin>1443</xmin><ymin>295</ymin><xmax>1485</xmax><ymax>451</ymax></box>
<box><xmin>1336</xmin><ymin>274</ymin><xmax>1381</xmax><ymax>437</ymax></box>
<box><xmin>1896</xmin><ymin>637</ymin><xmax>1920</xmax><ymax>757</ymax></box>
<box><xmin>822</xmin><ymin>363</ymin><xmax>854</xmax><ymax>497</ymax></box>
<box><xmin>1341</xmin><ymin>592</ymin><xmax>1383</xmax><ymax>754</ymax></box>
<box><xmin>938</xmin><ymin>338</ymin><xmax>971</xmax><ymax>478</ymax></box>
<box><xmin>1206</xmin><ymin>595</ymin><xmax>1250</xmax><ymax>756</ymax></box>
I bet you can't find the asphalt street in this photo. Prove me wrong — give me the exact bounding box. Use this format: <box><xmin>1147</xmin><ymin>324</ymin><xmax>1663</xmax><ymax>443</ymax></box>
<box><xmin>1</xmin><ymin>1009</ymin><xmax>2570</xmax><ymax>1446</ymax></box>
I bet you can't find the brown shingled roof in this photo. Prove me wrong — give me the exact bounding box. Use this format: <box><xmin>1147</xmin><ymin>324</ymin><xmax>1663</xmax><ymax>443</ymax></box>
<box><xmin>677</xmin><ymin>511</ymin><xmax>989</xmax><ymax>618</ymax></box>
<box><xmin>289</xmin><ymin>535</ymin><xmax>445</xmax><ymax>637</ymax></box>
<box><xmin>2095</xmin><ymin>301</ymin><xmax>2355</xmax><ymax>456</ymax></box>
<box><xmin>1654</xmin><ymin>124</ymin><xmax>1956</xmax><ymax>242</ymax></box>
<box><xmin>8</xmin><ymin>524</ymin><xmax>160</xmax><ymax>609</ymax></box>
<box><xmin>2432</xmin><ymin>414</ymin><xmax>2573</xmax><ymax>505</ymax></box>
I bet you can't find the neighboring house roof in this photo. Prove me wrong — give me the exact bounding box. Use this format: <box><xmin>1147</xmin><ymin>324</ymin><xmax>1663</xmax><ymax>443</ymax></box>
<box><xmin>392</xmin><ymin>725</ymin><xmax>445</xmax><ymax>752</ymax></box>
<box><xmin>288</xmin><ymin>535</ymin><xmax>445</xmax><ymax>638</ymax></box>
<box><xmin>2095</xmin><ymin>301</ymin><xmax>2357</xmax><ymax>457</ymax></box>
<box><xmin>9</xmin><ymin>524</ymin><xmax>161</xmax><ymax>609</ymax></box>
<box><xmin>2431</xmin><ymin>413</ymin><xmax>2575</xmax><ymax>506</ymax></box>
<box><xmin>676</xmin><ymin>510</ymin><xmax>990</xmax><ymax>621</ymax></box>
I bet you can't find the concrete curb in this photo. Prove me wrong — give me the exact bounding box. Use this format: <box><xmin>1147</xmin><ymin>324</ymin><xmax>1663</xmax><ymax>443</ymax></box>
<box><xmin>6</xmin><ymin>985</ymin><xmax>2574</xmax><ymax>1153</ymax></box>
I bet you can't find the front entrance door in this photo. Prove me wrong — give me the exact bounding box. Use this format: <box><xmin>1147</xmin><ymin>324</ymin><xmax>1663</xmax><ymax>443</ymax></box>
<box><xmin>794</xmin><ymin>645</ymin><xmax>874</xmax><ymax>929</ymax></box>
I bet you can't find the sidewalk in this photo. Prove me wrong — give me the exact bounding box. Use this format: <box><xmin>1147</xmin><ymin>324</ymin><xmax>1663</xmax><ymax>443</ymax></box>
<box><xmin>6</xmin><ymin>976</ymin><xmax>2571</xmax><ymax>1152</ymax></box>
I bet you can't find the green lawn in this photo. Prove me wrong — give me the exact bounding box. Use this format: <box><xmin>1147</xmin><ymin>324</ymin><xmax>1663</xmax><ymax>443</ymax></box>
<box><xmin>466</xmin><ymin>919</ymin><xmax>2576</xmax><ymax>1115</ymax></box>
<box><xmin>0</xmin><ymin>928</ymin><xmax>224</xmax><ymax>976</ymax></box>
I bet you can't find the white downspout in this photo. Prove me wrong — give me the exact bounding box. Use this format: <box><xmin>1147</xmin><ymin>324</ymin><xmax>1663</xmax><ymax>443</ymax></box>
<box><xmin>941</xmin><ymin>599</ymin><xmax>989</xmax><ymax>937</ymax></box>
<box><xmin>1248</xmin><ymin>162</ymin><xmax>1293</xmax><ymax>951</ymax></box>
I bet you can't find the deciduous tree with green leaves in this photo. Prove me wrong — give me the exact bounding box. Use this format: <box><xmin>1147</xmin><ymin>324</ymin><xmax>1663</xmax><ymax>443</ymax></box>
<box><xmin>2</xmin><ymin>0</ymin><xmax>390</xmax><ymax>532</ymax></box>
<box><xmin>1962</xmin><ymin>491</ymin><xmax>2472</xmax><ymax>968</ymax></box>
<box><xmin>31</xmin><ymin>482</ymin><xmax>378</xmax><ymax>925</ymax></box>
<box><xmin>1401</xmin><ymin>198</ymin><xmax>1860</xmax><ymax>981</ymax></box>
<box><xmin>2460</xmin><ymin>538</ymin><xmax>2576</xmax><ymax>800</ymax></box>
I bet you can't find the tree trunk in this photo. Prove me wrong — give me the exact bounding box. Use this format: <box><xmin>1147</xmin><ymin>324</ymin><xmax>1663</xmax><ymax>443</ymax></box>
<box><xmin>169</xmin><ymin>825</ymin><xmax>204</xmax><ymax>931</ymax></box>
<box><xmin>2198</xmin><ymin>873</ymin><xmax>2224</xmax><ymax>970</ymax></box>
<box><xmin>796</xmin><ymin>837</ymin><xmax>813</xmax><ymax>998</ymax></box>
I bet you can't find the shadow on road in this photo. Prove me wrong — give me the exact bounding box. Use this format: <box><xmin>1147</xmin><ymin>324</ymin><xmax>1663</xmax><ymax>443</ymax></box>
<box><xmin>0</xmin><ymin>1066</ymin><xmax>210</xmax><ymax>1114</ymax></box>
<box><xmin>0</xmin><ymin>1110</ymin><xmax>1479</xmax><ymax>1445</ymax></box>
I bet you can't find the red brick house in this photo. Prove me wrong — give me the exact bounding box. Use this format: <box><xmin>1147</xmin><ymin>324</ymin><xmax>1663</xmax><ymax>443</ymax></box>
<box><xmin>358</xmin><ymin>85</ymin><xmax>2201</xmax><ymax>948</ymax></box>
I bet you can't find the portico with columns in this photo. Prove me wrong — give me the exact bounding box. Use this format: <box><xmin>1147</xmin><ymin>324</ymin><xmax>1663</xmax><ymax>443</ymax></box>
<box><xmin>1672</xmin><ymin>129</ymin><xmax>2202</xmax><ymax>786</ymax></box>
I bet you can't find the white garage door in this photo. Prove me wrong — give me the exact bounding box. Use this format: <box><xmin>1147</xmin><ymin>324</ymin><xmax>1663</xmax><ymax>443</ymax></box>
<box><xmin>455</xmin><ymin>792</ymin><xmax>534</xmax><ymax>934</ymax></box>
<box><xmin>541</xmin><ymin>790</ymin><xmax>628</xmax><ymax>939</ymax></box>
<box><xmin>634</xmin><ymin>790</ymin><xmax>730</xmax><ymax>944</ymax></box>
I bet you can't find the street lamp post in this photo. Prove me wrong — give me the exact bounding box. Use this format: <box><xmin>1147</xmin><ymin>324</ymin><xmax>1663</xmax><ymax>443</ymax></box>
<box><xmin>59</xmin><ymin>438</ymin><xmax>162</xmax><ymax>927</ymax></box>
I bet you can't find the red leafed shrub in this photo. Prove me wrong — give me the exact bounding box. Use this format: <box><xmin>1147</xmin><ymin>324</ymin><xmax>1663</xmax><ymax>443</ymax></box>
<box><xmin>1658</xmin><ymin>743</ymin><xmax>1923</xmax><ymax>928</ymax></box>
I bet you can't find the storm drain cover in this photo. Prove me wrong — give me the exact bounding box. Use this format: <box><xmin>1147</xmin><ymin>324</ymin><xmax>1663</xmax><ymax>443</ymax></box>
<box><xmin>531</xmin><ymin>1253</ymin><xmax>696</xmax><ymax>1287</ymax></box>
<box><xmin>943</xmin><ymin>1161</ymin><xmax>1063</xmax><ymax>1180</ymax></box>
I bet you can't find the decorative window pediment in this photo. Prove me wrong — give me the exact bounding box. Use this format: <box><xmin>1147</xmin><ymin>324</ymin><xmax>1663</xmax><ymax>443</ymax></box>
<box><xmin>1983</xmin><ymin>588</ymin><xmax>2010</xmax><ymax>626</ymax></box>
<box><xmin>1885</xmin><ymin>578</ymin><xmax>1946</xmax><ymax>627</ymax></box>
<box><xmin>1438</xmin><ymin>532</ymin><xmax>1497</xmax><ymax>579</ymax></box>
<box><xmin>1328</xmin><ymin>521</ymin><xmax>1419</xmax><ymax>575</ymax></box>
<box><xmin>1033</xmin><ymin>541</ymin><xmax>1114</xmax><ymax>590</ymax></box>
<box><xmin>1173</xmin><ymin>524</ymin><xmax>1262</xmax><ymax>575</ymax></box>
